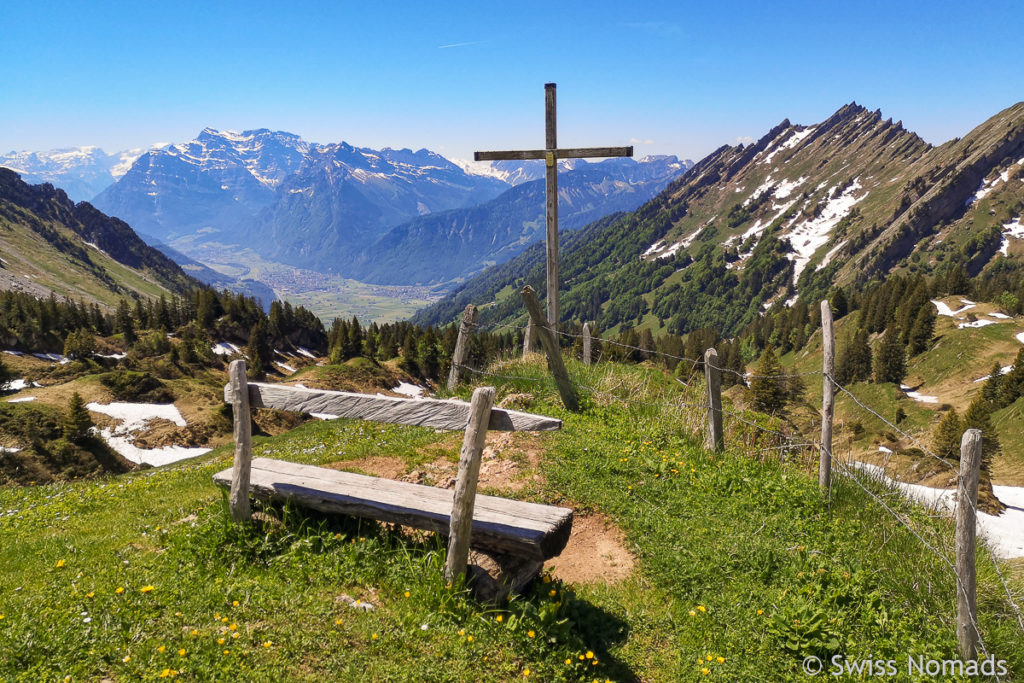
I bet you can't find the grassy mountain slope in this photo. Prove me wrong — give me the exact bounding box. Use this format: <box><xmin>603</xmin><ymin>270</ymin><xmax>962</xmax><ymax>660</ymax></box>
<box><xmin>0</xmin><ymin>170</ymin><xmax>197</xmax><ymax>308</ymax></box>
<box><xmin>2</xmin><ymin>359</ymin><xmax>1020</xmax><ymax>680</ymax></box>
<box><xmin>415</xmin><ymin>102</ymin><xmax>1024</xmax><ymax>338</ymax></box>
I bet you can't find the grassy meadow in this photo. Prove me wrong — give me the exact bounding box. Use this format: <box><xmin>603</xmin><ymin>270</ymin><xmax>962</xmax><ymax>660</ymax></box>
<box><xmin>1</xmin><ymin>358</ymin><xmax>1021</xmax><ymax>681</ymax></box>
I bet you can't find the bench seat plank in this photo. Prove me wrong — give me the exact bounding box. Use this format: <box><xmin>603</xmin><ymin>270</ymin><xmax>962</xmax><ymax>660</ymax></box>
<box><xmin>225</xmin><ymin>383</ymin><xmax>562</xmax><ymax>432</ymax></box>
<box><xmin>213</xmin><ymin>457</ymin><xmax>573</xmax><ymax>561</ymax></box>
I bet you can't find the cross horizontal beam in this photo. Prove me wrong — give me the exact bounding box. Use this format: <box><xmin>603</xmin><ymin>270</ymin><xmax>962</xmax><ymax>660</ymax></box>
<box><xmin>474</xmin><ymin>145</ymin><xmax>633</xmax><ymax>162</ymax></box>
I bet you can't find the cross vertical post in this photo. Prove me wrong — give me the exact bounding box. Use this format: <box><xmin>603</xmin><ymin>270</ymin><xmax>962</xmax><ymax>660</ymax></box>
<box><xmin>544</xmin><ymin>83</ymin><xmax>559</xmax><ymax>326</ymax></box>
<box><xmin>475</xmin><ymin>84</ymin><xmax>632</xmax><ymax>334</ymax></box>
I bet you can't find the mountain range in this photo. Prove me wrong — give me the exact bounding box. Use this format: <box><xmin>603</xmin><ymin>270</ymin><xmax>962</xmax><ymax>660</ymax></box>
<box><xmin>414</xmin><ymin>101</ymin><xmax>1024</xmax><ymax>334</ymax></box>
<box><xmin>0</xmin><ymin>146</ymin><xmax>150</xmax><ymax>203</ymax></box>
<box><xmin>0</xmin><ymin>168</ymin><xmax>196</xmax><ymax>309</ymax></box>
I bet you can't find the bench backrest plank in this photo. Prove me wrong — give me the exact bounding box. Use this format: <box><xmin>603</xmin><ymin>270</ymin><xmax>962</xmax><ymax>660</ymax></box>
<box><xmin>224</xmin><ymin>382</ymin><xmax>561</xmax><ymax>432</ymax></box>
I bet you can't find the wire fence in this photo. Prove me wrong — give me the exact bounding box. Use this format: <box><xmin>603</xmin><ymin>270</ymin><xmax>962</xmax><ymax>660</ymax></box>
<box><xmin>451</xmin><ymin>327</ymin><xmax>1024</xmax><ymax>648</ymax></box>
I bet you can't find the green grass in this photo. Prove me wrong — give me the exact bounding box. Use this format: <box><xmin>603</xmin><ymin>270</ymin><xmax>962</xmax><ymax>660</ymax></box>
<box><xmin>1</xmin><ymin>359</ymin><xmax>1021</xmax><ymax>681</ymax></box>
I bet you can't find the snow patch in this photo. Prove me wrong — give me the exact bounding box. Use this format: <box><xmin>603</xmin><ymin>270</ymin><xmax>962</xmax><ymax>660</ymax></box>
<box><xmin>999</xmin><ymin>217</ymin><xmax>1024</xmax><ymax>256</ymax></box>
<box><xmin>973</xmin><ymin>365</ymin><xmax>1013</xmax><ymax>383</ymax></box>
<box><xmin>931</xmin><ymin>300</ymin><xmax>975</xmax><ymax>317</ymax></box>
<box><xmin>853</xmin><ymin>463</ymin><xmax>1024</xmax><ymax>559</ymax></box>
<box><xmin>878</xmin><ymin>446</ymin><xmax>893</xmax><ymax>454</ymax></box>
<box><xmin>7</xmin><ymin>396</ymin><xmax>36</xmax><ymax>403</ymax></box>
<box><xmin>392</xmin><ymin>382</ymin><xmax>425</xmax><ymax>398</ymax></box>
<box><xmin>785</xmin><ymin>178</ymin><xmax>864</xmax><ymax>283</ymax></box>
<box><xmin>1017</xmin><ymin>332</ymin><xmax>1024</xmax><ymax>345</ymax></box>
<box><xmin>85</xmin><ymin>401</ymin><xmax>210</xmax><ymax>467</ymax></box>
<box><xmin>990</xmin><ymin>312</ymin><xmax>1012</xmax><ymax>320</ymax></box>
<box><xmin>274</xmin><ymin>361</ymin><xmax>297</xmax><ymax>374</ymax></box>
<box><xmin>211</xmin><ymin>342</ymin><xmax>243</xmax><ymax>356</ymax></box>
<box><xmin>957</xmin><ymin>319</ymin><xmax>997</xmax><ymax>329</ymax></box>
<box><xmin>816</xmin><ymin>240</ymin><xmax>848</xmax><ymax>271</ymax></box>
<box><xmin>2</xmin><ymin>378</ymin><xmax>29</xmax><ymax>391</ymax></box>
<box><xmin>295</xmin><ymin>346</ymin><xmax>317</xmax><ymax>359</ymax></box>
<box><xmin>899</xmin><ymin>385</ymin><xmax>938</xmax><ymax>404</ymax></box>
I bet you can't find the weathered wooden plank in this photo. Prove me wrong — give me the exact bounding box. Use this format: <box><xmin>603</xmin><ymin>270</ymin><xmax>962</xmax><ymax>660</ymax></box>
<box><xmin>521</xmin><ymin>286</ymin><xmax>579</xmax><ymax>412</ymax></box>
<box><xmin>223</xmin><ymin>382</ymin><xmax>561</xmax><ymax>432</ymax></box>
<box><xmin>819</xmin><ymin>300</ymin><xmax>835</xmax><ymax>493</ymax></box>
<box><xmin>213</xmin><ymin>458</ymin><xmax>573</xmax><ymax>561</ymax></box>
<box><xmin>545</xmin><ymin>83</ymin><xmax>560</xmax><ymax>328</ymax></box>
<box><xmin>474</xmin><ymin>146</ymin><xmax>634</xmax><ymax>161</ymax></box>
<box><xmin>447</xmin><ymin>304</ymin><xmax>477</xmax><ymax>391</ymax></box>
<box><xmin>228</xmin><ymin>359</ymin><xmax>252</xmax><ymax>523</ymax></box>
<box><xmin>704</xmin><ymin>348</ymin><xmax>723</xmax><ymax>452</ymax></box>
<box><xmin>956</xmin><ymin>429</ymin><xmax>981</xmax><ymax>659</ymax></box>
<box><xmin>445</xmin><ymin>387</ymin><xmax>495</xmax><ymax>581</ymax></box>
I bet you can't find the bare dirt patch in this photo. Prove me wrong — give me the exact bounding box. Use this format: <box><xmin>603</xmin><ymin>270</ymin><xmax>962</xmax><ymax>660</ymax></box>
<box><xmin>545</xmin><ymin>513</ymin><xmax>636</xmax><ymax>585</ymax></box>
<box><xmin>132</xmin><ymin>418</ymin><xmax>214</xmax><ymax>449</ymax></box>
<box><xmin>326</xmin><ymin>455</ymin><xmax>408</xmax><ymax>480</ymax></box>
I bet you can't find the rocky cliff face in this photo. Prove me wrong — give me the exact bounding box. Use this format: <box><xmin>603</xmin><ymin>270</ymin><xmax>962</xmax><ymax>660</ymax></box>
<box><xmin>415</xmin><ymin>101</ymin><xmax>1024</xmax><ymax>335</ymax></box>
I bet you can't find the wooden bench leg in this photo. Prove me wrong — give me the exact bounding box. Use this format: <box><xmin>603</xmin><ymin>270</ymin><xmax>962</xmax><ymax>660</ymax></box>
<box><xmin>444</xmin><ymin>386</ymin><xmax>495</xmax><ymax>583</ymax></box>
<box><xmin>228</xmin><ymin>359</ymin><xmax>253</xmax><ymax>523</ymax></box>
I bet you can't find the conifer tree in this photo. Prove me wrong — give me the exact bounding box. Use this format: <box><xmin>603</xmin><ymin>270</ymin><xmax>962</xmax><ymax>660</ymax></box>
<box><xmin>750</xmin><ymin>345</ymin><xmax>788</xmax><ymax>414</ymax></box>
<box><xmin>247</xmin><ymin>319</ymin><xmax>270</xmax><ymax>379</ymax></box>
<box><xmin>399</xmin><ymin>332</ymin><xmax>419</xmax><ymax>376</ymax></box>
<box><xmin>62</xmin><ymin>392</ymin><xmax>94</xmax><ymax>443</ymax></box>
<box><xmin>873</xmin><ymin>327</ymin><xmax>906</xmax><ymax>385</ymax></box>
<box><xmin>906</xmin><ymin>304</ymin><xmax>936</xmax><ymax>356</ymax></box>
<box><xmin>0</xmin><ymin>355</ymin><xmax>9</xmax><ymax>389</ymax></box>
<box><xmin>931</xmin><ymin>407</ymin><xmax>964</xmax><ymax>460</ymax></box>
<box><xmin>116</xmin><ymin>299</ymin><xmax>137</xmax><ymax>346</ymax></box>
<box><xmin>835</xmin><ymin>328</ymin><xmax>872</xmax><ymax>384</ymax></box>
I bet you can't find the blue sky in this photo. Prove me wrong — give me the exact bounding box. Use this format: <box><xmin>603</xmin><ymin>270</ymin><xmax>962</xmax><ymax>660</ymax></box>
<box><xmin>2</xmin><ymin>0</ymin><xmax>1022</xmax><ymax>163</ymax></box>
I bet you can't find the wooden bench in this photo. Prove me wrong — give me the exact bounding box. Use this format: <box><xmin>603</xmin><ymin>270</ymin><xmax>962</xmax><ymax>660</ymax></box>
<box><xmin>215</xmin><ymin>360</ymin><xmax>572</xmax><ymax>593</ymax></box>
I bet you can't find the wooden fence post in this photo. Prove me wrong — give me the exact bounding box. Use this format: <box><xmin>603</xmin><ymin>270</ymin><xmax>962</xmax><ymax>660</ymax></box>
<box><xmin>447</xmin><ymin>304</ymin><xmax>478</xmax><ymax>391</ymax></box>
<box><xmin>582</xmin><ymin>323</ymin><xmax>592</xmax><ymax>365</ymax></box>
<box><xmin>523</xmin><ymin>318</ymin><xmax>534</xmax><ymax>357</ymax></box>
<box><xmin>704</xmin><ymin>348</ymin><xmax>723</xmax><ymax>452</ymax></box>
<box><xmin>228</xmin><ymin>359</ymin><xmax>253</xmax><ymax>523</ymax></box>
<box><xmin>956</xmin><ymin>428</ymin><xmax>982</xmax><ymax>660</ymax></box>
<box><xmin>819</xmin><ymin>300</ymin><xmax>835</xmax><ymax>494</ymax></box>
<box><xmin>520</xmin><ymin>286</ymin><xmax>579</xmax><ymax>411</ymax></box>
<box><xmin>445</xmin><ymin>386</ymin><xmax>496</xmax><ymax>583</ymax></box>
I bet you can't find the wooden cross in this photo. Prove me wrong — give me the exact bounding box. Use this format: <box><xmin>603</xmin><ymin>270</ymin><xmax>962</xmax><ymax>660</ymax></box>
<box><xmin>475</xmin><ymin>83</ymin><xmax>632</xmax><ymax>327</ymax></box>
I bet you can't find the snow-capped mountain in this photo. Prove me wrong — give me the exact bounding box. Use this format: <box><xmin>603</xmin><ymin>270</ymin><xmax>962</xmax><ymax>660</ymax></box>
<box><xmin>91</xmin><ymin>128</ymin><xmax>315</xmax><ymax>243</ymax></box>
<box><xmin>454</xmin><ymin>155</ymin><xmax>691</xmax><ymax>186</ymax></box>
<box><xmin>0</xmin><ymin>146</ymin><xmax>149</xmax><ymax>202</ymax></box>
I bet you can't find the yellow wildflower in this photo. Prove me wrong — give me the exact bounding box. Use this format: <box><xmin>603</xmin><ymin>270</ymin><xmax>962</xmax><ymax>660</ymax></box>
<box><xmin>122</xmin><ymin>655</ymin><xmax>131</xmax><ymax>663</ymax></box>
<box><xmin>717</xmin><ymin>656</ymin><xmax>725</xmax><ymax>664</ymax></box>
<box><xmin>157</xmin><ymin>645</ymin><xmax>166</xmax><ymax>653</ymax></box>
<box><xmin>178</xmin><ymin>649</ymin><xmax>186</xmax><ymax>656</ymax></box>
<box><xmin>689</xmin><ymin>610</ymin><xmax>696</xmax><ymax>616</ymax></box>
<box><xmin>228</xmin><ymin>623</ymin><xmax>237</xmax><ymax>631</ymax></box>
<box><xmin>565</xmin><ymin>659</ymin><xmax>572</xmax><ymax>665</ymax></box>
<box><xmin>702</xmin><ymin>668</ymin><xmax>710</xmax><ymax>675</ymax></box>
<box><xmin>115</xmin><ymin>587</ymin><xmax>124</xmax><ymax>594</ymax></box>
<box><xmin>523</xmin><ymin>669</ymin><xmax>530</xmax><ymax>677</ymax></box>
<box><xmin>141</xmin><ymin>585</ymin><xmax>154</xmax><ymax>593</ymax></box>
<box><xmin>586</xmin><ymin>651</ymin><xmax>594</xmax><ymax>659</ymax></box>
<box><xmin>371</xmin><ymin>633</ymin><xmax>378</xmax><ymax>640</ymax></box>
<box><xmin>231</xmin><ymin>632</ymin><xmax>239</xmax><ymax>640</ymax></box>
<box><xmin>263</xmin><ymin>641</ymin><xmax>273</xmax><ymax>648</ymax></box>
<box><xmin>527</xmin><ymin>630</ymin><xmax>535</xmax><ymax>638</ymax></box>
<box><xmin>217</xmin><ymin>637</ymin><xmax>225</xmax><ymax>645</ymax></box>
<box><xmin>495</xmin><ymin>615</ymin><xmax>503</xmax><ymax>623</ymax></box>
<box><xmin>223</xmin><ymin>650</ymin><xmax>230</xmax><ymax>655</ymax></box>
<box><xmin>404</xmin><ymin>591</ymin><xmax>411</xmax><ymax>598</ymax></box>
<box><xmin>757</xmin><ymin>609</ymin><xmax>763</xmax><ymax>615</ymax></box>
<box><xmin>56</xmin><ymin>559</ymin><xmax>66</xmax><ymax>568</ymax></box>
<box><xmin>86</xmin><ymin>591</ymin><xmax>94</xmax><ymax>598</ymax></box>
<box><xmin>549</xmin><ymin>589</ymin><xmax>557</xmax><ymax>597</ymax></box>
<box><xmin>232</xmin><ymin>600</ymin><xmax>239</xmax><ymax>607</ymax></box>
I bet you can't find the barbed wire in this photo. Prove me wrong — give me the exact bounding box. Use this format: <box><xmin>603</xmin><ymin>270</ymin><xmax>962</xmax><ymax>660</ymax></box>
<box><xmin>455</xmin><ymin>352</ymin><xmax>1024</xmax><ymax>639</ymax></box>
<box><xmin>989</xmin><ymin>553</ymin><xmax>1024</xmax><ymax>633</ymax></box>
<box><xmin>832</xmin><ymin>459</ymin><xmax>990</xmax><ymax>655</ymax></box>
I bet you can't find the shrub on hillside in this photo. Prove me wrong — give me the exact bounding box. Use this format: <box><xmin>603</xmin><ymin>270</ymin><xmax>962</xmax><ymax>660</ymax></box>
<box><xmin>99</xmin><ymin>370</ymin><xmax>175</xmax><ymax>403</ymax></box>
